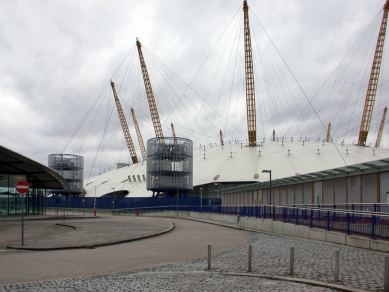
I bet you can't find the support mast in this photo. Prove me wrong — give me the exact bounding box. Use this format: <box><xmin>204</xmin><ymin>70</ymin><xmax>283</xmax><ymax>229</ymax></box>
<box><xmin>131</xmin><ymin>108</ymin><xmax>147</xmax><ymax>161</ymax></box>
<box><xmin>220</xmin><ymin>129</ymin><xmax>224</xmax><ymax>146</ymax></box>
<box><xmin>171</xmin><ymin>122</ymin><xmax>177</xmax><ymax>138</ymax></box>
<box><xmin>243</xmin><ymin>0</ymin><xmax>257</xmax><ymax>146</ymax></box>
<box><xmin>358</xmin><ymin>0</ymin><xmax>389</xmax><ymax>145</ymax></box>
<box><xmin>375</xmin><ymin>106</ymin><xmax>387</xmax><ymax>147</ymax></box>
<box><xmin>110</xmin><ymin>81</ymin><xmax>138</xmax><ymax>164</ymax></box>
<box><xmin>136</xmin><ymin>38</ymin><xmax>164</xmax><ymax>141</ymax></box>
<box><xmin>326</xmin><ymin>123</ymin><xmax>331</xmax><ymax>142</ymax></box>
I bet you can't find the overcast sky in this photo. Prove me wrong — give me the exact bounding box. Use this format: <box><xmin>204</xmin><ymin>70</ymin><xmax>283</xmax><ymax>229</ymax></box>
<box><xmin>1</xmin><ymin>0</ymin><xmax>388</xmax><ymax>177</ymax></box>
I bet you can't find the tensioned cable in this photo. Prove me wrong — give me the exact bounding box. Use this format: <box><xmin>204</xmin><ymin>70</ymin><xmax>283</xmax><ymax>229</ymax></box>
<box><xmin>137</xmin><ymin>44</ymin><xmax>247</xmax><ymax>142</ymax></box>
<box><xmin>77</xmin><ymin>85</ymin><xmax>111</xmax><ymax>155</ymax></box>
<box><xmin>61</xmin><ymin>45</ymin><xmax>135</xmax><ymax>154</ymax></box>
<box><xmin>281</xmin><ymin>11</ymin><xmax>381</xmax><ymax>142</ymax></box>
<box><xmin>251</xmin><ymin>10</ymin><xmax>346</xmax><ymax>161</ymax></box>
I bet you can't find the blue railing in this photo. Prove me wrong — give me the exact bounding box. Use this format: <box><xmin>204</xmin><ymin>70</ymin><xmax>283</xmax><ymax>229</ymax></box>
<box><xmin>113</xmin><ymin>204</ymin><xmax>389</xmax><ymax>240</ymax></box>
<box><xmin>290</xmin><ymin>203</ymin><xmax>388</xmax><ymax>213</ymax></box>
<box><xmin>45</xmin><ymin>197</ymin><xmax>220</xmax><ymax>209</ymax></box>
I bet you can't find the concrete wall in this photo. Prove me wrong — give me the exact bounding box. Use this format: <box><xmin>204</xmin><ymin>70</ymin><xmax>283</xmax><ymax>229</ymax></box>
<box><xmin>132</xmin><ymin>210</ymin><xmax>389</xmax><ymax>252</ymax></box>
<box><xmin>167</xmin><ymin>211</ymin><xmax>389</xmax><ymax>253</ymax></box>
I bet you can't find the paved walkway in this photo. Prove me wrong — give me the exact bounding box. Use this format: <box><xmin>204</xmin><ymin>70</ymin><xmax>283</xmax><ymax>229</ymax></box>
<box><xmin>0</xmin><ymin>215</ymin><xmax>386</xmax><ymax>291</ymax></box>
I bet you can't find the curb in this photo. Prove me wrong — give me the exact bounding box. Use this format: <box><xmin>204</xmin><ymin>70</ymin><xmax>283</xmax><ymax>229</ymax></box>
<box><xmin>0</xmin><ymin>216</ymin><xmax>99</xmax><ymax>222</ymax></box>
<box><xmin>220</xmin><ymin>272</ymin><xmax>368</xmax><ymax>292</ymax></box>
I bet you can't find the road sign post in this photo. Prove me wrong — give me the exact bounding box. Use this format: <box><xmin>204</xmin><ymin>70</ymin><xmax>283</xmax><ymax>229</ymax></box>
<box><xmin>15</xmin><ymin>180</ymin><xmax>29</xmax><ymax>246</ymax></box>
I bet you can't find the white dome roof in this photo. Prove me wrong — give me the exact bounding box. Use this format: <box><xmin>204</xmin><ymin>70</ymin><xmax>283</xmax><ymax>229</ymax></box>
<box><xmin>84</xmin><ymin>141</ymin><xmax>389</xmax><ymax>197</ymax></box>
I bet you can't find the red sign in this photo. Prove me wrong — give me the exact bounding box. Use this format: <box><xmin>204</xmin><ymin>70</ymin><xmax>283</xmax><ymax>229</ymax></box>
<box><xmin>15</xmin><ymin>180</ymin><xmax>29</xmax><ymax>194</ymax></box>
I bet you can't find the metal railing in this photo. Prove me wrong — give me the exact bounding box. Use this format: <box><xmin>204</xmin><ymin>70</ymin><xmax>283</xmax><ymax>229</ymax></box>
<box><xmin>290</xmin><ymin>203</ymin><xmax>389</xmax><ymax>213</ymax></box>
<box><xmin>113</xmin><ymin>204</ymin><xmax>389</xmax><ymax>240</ymax></box>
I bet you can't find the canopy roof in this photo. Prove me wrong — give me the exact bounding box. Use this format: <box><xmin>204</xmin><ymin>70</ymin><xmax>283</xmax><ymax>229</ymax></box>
<box><xmin>0</xmin><ymin>145</ymin><xmax>70</xmax><ymax>190</ymax></box>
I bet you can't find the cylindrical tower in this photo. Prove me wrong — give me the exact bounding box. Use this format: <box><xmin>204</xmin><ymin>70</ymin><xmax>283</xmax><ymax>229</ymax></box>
<box><xmin>146</xmin><ymin>137</ymin><xmax>193</xmax><ymax>197</ymax></box>
<box><xmin>48</xmin><ymin>154</ymin><xmax>84</xmax><ymax>196</ymax></box>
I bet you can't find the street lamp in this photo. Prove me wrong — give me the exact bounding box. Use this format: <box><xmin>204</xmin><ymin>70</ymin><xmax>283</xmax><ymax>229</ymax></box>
<box><xmin>262</xmin><ymin>170</ymin><xmax>272</xmax><ymax>205</ymax></box>
<box><xmin>200</xmin><ymin>188</ymin><xmax>203</xmax><ymax>209</ymax></box>
<box><xmin>111</xmin><ymin>188</ymin><xmax>115</xmax><ymax>211</ymax></box>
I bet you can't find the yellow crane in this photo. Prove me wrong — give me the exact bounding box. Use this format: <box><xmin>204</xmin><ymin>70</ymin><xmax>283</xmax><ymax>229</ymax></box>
<box><xmin>131</xmin><ymin>108</ymin><xmax>147</xmax><ymax>161</ymax></box>
<box><xmin>136</xmin><ymin>38</ymin><xmax>164</xmax><ymax>141</ymax></box>
<box><xmin>358</xmin><ymin>0</ymin><xmax>389</xmax><ymax>145</ymax></box>
<box><xmin>375</xmin><ymin>107</ymin><xmax>387</xmax><ymax>147</ymax></box>
<box><xmin>110</xmin><ymin>81</ymin><xmax>138</xmax><ymax>164</ymax></box>
<box><xmin>243</xmin><ymin>0</ymin><xmax>257</xmax><ymax>146</ymax></box>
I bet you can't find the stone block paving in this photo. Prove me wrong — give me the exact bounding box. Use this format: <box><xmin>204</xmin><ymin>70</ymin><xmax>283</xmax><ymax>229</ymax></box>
<box><xmin>1</xmin><ymin>272</ymin><xmax>336</xmax><ymax>292</ymax></box>
<box><xmin>7</xmin><ymin>218</ymin><xmax>173</xmax><ymax>249</ymax></box>
<box><xmin>144</xmin><ymin>231</ymin><xmax>384</xmax><ymax>291</ymax></box>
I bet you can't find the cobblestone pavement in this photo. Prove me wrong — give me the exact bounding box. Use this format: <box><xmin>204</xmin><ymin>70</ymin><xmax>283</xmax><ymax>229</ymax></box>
<box><xmin>0</xmin><ymin>272</ymin><xmax>336</xmax><ymax>291</ymax></box>
<box><xmin>6</xmin><ymin>217</ymin><xmax>173</xmax><ymax>249</ymax></box>
<box><xmin>146</xmin><ymin>230</ymin><xmax>384</xmax><ymax>291</ymax></box>
<box><xmin>0</xmin><ymin>217</ymin><xmax>385</xmax><ymax>291</ymax></box>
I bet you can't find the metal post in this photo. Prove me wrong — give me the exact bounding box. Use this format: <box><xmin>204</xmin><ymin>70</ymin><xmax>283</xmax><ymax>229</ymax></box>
<box><xmin>310</xmin><ymin>209</ymin><xmax>313</xmax><ymax>228</ymax></box>
<box><xmin>21</xmin><ymin>194</ymin><xmax>24</xmax><ymax>246</ymax></box>
<box><xmin>334</xmin><ymin>249</ymin><xmax>340</xmax><ymax>282</ymax></box>
<box><xmin>273</xmin><ymin>205</ymin><xmax>276</xmax><ymax>220</ymax></box>
<box><xmin>248</xmin><ymin>244</ymin><xmax>252</xmax><ymax>272</ymax></box>
<box><xmin>63</xmin><ymin>195</ymin><xmax>65</xmax><ymax>224</ymax></box>
<box><xmin>208</xmin><ymin>243</ymin><xmax>211</xmax><ymax>270</ymax></box>
<box><xmin>290</xmin><ymin>246</ymin><xmax>294</xmax><ymax>275</ymax></box>
<box><xmin>200</xmin><ymin>188</ymin><xmax>203</xmax><ymax>210</ymax></box>
<box><xmin>372</xmin><ymin>214</ymin><xmax>376</xmax><ymax>240</ymax></box>
<box><xmin>269</xmin><ymin>171</ymin><xmax>272</xmax><ymax>205</ymax></box>
<box><xmin>352</xmin><ymin>204</ymin><xmax>355</xmax><ymax>224</ymax></box>
<box><xmin>347</xmin><ymin>212</ymin><xmax>351</xmax><ymax>235</ymax></box>
<box><xmin>327</xmin><ymin>211</ymin><xmax>330</xmax><ymax>231</ymax></box>
<box><xmin>385</xmin><ymin>255</ymin><xmax>389</xmax><ymax>292</ymax></box>
<box><xmin>111</xmin><ymin>188</ymin><xmax>115</xmax><ymax>213</ymax></box>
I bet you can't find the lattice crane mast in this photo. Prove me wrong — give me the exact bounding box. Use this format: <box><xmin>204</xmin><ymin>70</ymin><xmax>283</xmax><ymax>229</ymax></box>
<box><xmin>375</xmin><ymin>106</ymin><xmax>387</xmax><ymax>147</ymax></box>
<box><xmin>326</xmin><ymin>123</ymin><xmax>331</xmax><ymax>142</ymax></box>
<box><xmin>171</xmin><ymin>122</ymin><xmax>177</xmax><ymax>138</ymax></box>
<box><xmin>358</xmin><ymin>0</ymin><xmax>389</xmax><ymax>145</ymax></box>
<box><xmin>136</xmin><ymin>38</ymin><xmax>165</xmax><ymax>141</ymax></box>
<box><xmin>243</xmin><ymin>0</ymin><xmax>257</xmax><ymax>146</ymax></box>
<box><xmin>131</xmin><ymin>108</ymin><xmax>147</xmax><ymax>161</ymax></box>
<box><xmin>110</xmin><ymin>81</ymin><xmax>138</xmax><ymax>164</ymax></box>
<box><xmin>220</xmin><ymin>129</ymin><xmax>224</xmax><ymax>146</ymax></box>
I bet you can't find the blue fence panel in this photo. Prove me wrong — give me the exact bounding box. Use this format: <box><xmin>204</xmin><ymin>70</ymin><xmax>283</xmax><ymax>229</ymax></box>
<box><xmin>45</xmin><ymin>196</ymin><xmax>202</xmax><ymax>210</ymax></box>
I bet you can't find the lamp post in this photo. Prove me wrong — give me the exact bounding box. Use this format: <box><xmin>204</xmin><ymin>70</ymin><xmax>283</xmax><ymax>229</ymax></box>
<box><xmin>262</xmin><ymin>170</ymin><xmax>272</xmax><ymax>205</ymax></box>
<box><xmin>214</xmin><ymin>182</ymin><xmax>219</xmax><ymax>198</ymax></box>
<box><xmin>111</xmin><ymin>188</ymin><xmax>115</xmax><ymax>211</ymax></box>
<box><xmin>200</xmin><ymin>188</ymin><xmax>203</xmax><ymax>209</ymax></box>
